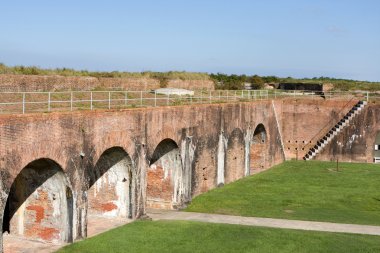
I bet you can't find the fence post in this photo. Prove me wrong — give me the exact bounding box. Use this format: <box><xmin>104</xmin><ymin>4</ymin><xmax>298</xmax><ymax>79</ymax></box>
<box><xmin>209</xmin><ymin>90</ymin><xmax>212</xmax><ymax>103</ymax></box>
<box><xmin>70</xmin><ymin>91</ymin><xmax>73</xmax><ymax>111</ymax></box>
<box><xmin>167</xmin><ymin>93</ymin><xmax>170</xmax><ymax>106</ymax></box>
<box><xmin>154</xmin><ymin>91</ymin><xmax>157</xmax><ymax>107</ymax></box>
<box><xmin>125</xmin><ymin>91</ymin><xmax>128</xmax><ymax>106</ymax></box>
<box><xmin>227</xmin><ymin>90</ymin><xmax>229</xmax><ymax>101</ymax></box>
<box><xmin>140</xmin><ymin>91</ymin><xmax>143</xmax><ymax>107</ymax></box>
<box><xmin>47</xmin><ymin>92</ymin><xmax>51</xmax><ymax>112</ymax></box>
<box><xmin>367</xmin><ymin>91</ymin><xmax>369</xmax><ymax>102</ymax></box>
<box><xmin>22</xmin><ymin>92</ymin><xmax>25</xmax><ymax>114</ymax></box>
<box><xmin>90</xmin><ymin>91</ymin><xmax>93</xmax><ymax>110</ymax></box>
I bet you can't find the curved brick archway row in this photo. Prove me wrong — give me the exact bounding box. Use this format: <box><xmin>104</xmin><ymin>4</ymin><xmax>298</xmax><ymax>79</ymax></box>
<box><xmin>0</xmin><ymin>102</ymin><xmax>286</xmax><ymax>251</ymax></box>
<box><xmin>0</xmin><ymin>147</ymin><xmax>142</xmax><ymax>250</ymax></box>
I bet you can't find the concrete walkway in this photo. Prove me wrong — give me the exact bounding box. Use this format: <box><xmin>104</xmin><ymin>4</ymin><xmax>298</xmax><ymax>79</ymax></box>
<box><xmin>147</xmin><ymin>209</ymin><xmax>380</xmax><ymax>236</ymax></box>
<box><xmin>3</xmin><ymin>215</ymin><xmax>132</xmax><ymax>253</ymax></box>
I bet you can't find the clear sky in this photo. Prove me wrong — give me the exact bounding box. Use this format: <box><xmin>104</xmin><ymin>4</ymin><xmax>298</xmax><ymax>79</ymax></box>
<box><xmin>1</xmin><ymin>0</ymin><xmax>379</xmax><ymax>81</ymax></box>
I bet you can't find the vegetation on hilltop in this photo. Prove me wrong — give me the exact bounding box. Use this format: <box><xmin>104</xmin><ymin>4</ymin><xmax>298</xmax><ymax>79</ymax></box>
<box><xmin>1</xmin><ymin>63</ymin><xmax>379</xmax><ymax>91</ymax></box>
<box><xmin>210</xmin><ymin>73</ymin><xmax>265</xmax><ymax>90</ymax></box>
<box><xmin>0</xmin><ymin>63</ymin><xmax>210</xmax><ymax>81</ymax></box>
<box><xmin>210</xmin><ymin>73</ymin><xmax>380</xmax><ymax>91</ymax></box>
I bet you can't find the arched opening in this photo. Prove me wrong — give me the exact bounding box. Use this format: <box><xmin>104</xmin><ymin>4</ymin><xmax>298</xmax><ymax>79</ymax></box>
<box><xmin>87</xmin><ymin>147</ymin><xmax>134</xmax><ymax>235</ymax></box>
<box><xmin>2</xmin><ymin>158</ymin><xmax>73</xmax><ymax>247</ymax></box>
<box><xmin>147</xmin><ymin>139</ymin><xmax>183</xmax><ymax>209</ymax></box>
<box><xmin>225</xmin><ymin>128</ymin><xmax>245</xmax><ymax>184</ymax></box>
<box><xmin>250</xmin><ymin>124</ymin><xmax>268</xmax><ymax>174</ymax></box>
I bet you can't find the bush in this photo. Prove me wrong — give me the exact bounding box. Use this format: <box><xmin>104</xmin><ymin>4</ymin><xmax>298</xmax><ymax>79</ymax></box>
<box><xmin>250</xmin><ymin>75</ymin><xmax>265</xmax><ymax>89</ymax></box>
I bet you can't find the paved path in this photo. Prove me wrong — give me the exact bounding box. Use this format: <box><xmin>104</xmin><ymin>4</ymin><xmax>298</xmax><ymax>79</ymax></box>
<box><xmin>147</xmin><ymin>209</ymin><xmax>380</xmax><ymax>236</ymax></box>
<box><xmin>3</xmin><ymin>215</ymin><xmax>132</xmax><ymax>253</ymax></box>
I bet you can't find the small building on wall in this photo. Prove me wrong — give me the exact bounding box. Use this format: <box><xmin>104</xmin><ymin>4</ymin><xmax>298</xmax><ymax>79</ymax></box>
<box><xmin>277</xmin><ymin>82</ymin><xmax>323</xmax><ymax>92</ymax></box>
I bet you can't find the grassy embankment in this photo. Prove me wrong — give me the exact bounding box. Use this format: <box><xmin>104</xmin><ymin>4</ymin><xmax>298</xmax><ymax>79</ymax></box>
<box><xmin>58</xmin><ymin>161</ymin><xmax>380</xmax><ymax>252</ymax></box>
<box><xmin>186</xmin><ymin>160</ymin><xmax>380</xmax><ymax>226</ymax></box>
<box><xmin>1</xmin><ymin>63</ymin><xmax>379</xmax><ymax>91</ymax></box>
<box><xmin>58</xmin><ymin>220</ymin><xmax>380</xmax><ymax>253</ymax></box>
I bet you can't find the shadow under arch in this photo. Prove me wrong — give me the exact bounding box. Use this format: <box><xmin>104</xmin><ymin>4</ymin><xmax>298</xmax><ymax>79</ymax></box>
<box><xmin>87</xmin><ymin>146</ymin><xmax>134</xmax><ymax>220</ymax></box>
<box><xmin>149</xmin><ymin>139</ymin><xmax>179</xmax><ymax>165</ymax></box>
<box><xmin>3</xmin><ymin>158</ymin><xmax>73</xmax><ymax>243</ymax></box>
<box><xmin>225</xmin><ymin>128</ymin><xmax>245</xmax><ymax>184</ymax></box>
<box><xmin>253</xmin><ymin>123</ymin><xmax>267</xmax><ymax>144</ymax></box>
<box><xmin>250</xmin><ymin>123</ymin><xmax>268</xmax><ymax>174</ymax></box>
<box><xmin>147</xmin><ymin>138</ymin><xmax>184</xmax><ymax>209</ymax></box>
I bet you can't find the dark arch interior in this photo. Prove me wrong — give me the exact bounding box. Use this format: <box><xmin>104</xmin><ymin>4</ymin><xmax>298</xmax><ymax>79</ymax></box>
<box><xmin>88</xmin><ymin>146</ymin><xmax>132</xmax><ymax>187</ymax></box>
<box><xmin>87</xmin><ymin>146</ymin><xmax>134</xmax><ymax>219</ymax></box>
<box><xmin>3</xmin><ymin>159</ymin><xmax>61</xmax><ymax>233</ymax></box>
<box><xmin>150</xmin><ymin>139</ymin><xmax>180</xmax><ymax>165</ymax></box>
<box><xmin>253</xmin><ymin>124</ymin><xmax>267</xmax><ymax>144</ymax></box>
<box><xmin>3</xmin><ymin>158</ymin><xmax>73</xmax><ymax>242</ymax></box>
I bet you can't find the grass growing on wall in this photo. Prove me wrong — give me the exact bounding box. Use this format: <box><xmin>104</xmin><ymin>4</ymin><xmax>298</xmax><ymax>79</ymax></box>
<box><xmin>1</xmin><ymin>63</ymin><xmax>379</xmax><ymax>91</ymax></box>
<box><xmin>0</xmin><ymin>63</ymin><xmax>210</xmax><ymax>80</ymax></box>
<box><xmin>186</xmin><ymin>160</ymin><xmax>380</xmax><ymax>226</ymax></box>
<box><xmin>57</xmin><ymin>220</ymin><xmax>380</xmax><ymax>253</ymax></box>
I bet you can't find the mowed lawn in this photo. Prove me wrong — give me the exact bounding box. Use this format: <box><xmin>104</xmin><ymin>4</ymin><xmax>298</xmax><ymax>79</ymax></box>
<box><xmin>186</xmin><ymin>161</ymin><xmax>380</xmax><ymax>225</ymax></box>
<box><xmin>58</xmin><ymin>220</ymin><xmax>380</xmax><ymax>253</ymax></box>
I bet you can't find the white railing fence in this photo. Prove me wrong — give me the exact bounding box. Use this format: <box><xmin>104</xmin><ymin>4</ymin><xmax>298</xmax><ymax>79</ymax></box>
<box><xmin>0</xmin><ymin>89</ymin><xmax>378</xmax><ymax>115</ymax></box>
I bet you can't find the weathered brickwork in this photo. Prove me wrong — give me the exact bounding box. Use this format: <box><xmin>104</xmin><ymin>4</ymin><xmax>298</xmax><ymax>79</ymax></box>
<box><xmin>0</xmin><ymin>74</ymin><xmax>214</xmax><ymax>92</ymax></box>
<box><xmin>225</xmin><ymin>128</ymin><xmax>245</xmax><ymax>184</ymax></box>
<box><xmin>88</xmin><ymin>147</ymin><xmax>133</xmax><ymax>219</ymax></box>
<box><xmin>279</xmin><ymin>98</ymin><xmax>359</xmax><ymax>159</ymax></box>
<box><xmin>146</xmin><ymin>139</ymin><xmax>183</xmax><ymax>209</ymax></box>
<box><xmin>316</xmin><ymin>103</ymin><xmax>380</xmax><ymax>162</ymax></box>
<box><xmin>0</xmin><ymin>101</ymin><xmax>284</xmax><ymax>250</ymax></box>
<box><xmin>5</xmin><ymin>159</ymin><xmax>72</xmax><ymax>243</ymax></box>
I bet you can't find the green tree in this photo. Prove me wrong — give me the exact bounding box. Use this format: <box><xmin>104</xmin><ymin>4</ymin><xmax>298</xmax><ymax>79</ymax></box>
<box><xmin>250</xmin><ymin>75</ymin><xmax>264</xmax><ymax>89</ymax></box>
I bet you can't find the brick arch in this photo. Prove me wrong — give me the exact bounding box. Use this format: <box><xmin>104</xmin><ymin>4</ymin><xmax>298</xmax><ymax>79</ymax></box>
<box><xmin>225</xmin><ymin>128</ymin><xmax>245</xmax><ymax>184</ymax></box>
<box><xmin>90</xmin><ymin>139</ymin><xmax>136</xmax><ymax>168</ymax></box>
<box><xmin>147</xmin><ymin>135</ymin><xmax>182</xmax><ymax>160</ymax></box>
<box><xmin>253</xmin><ymin>123</ymin><xmax>267</xmax><ymax>143</ymax></box>
<box><xmin>250</xmin><ymin>123</ymin><xmax>269</xmax><ymax>174</ymax></box>
<box><xmin>2</xmin><ymin>158</ymin><xmax>73</xmax><ymax>245</ymax></box>
<box><xmin>6</xmin><ymin>151</ymin><xmax>69</xmax><ymax>189</ymax></box>
<box><xmin>87</xmin><ymin>146</ymin><xmax>134</xmax><ymax>222</ymax></box>
<box><xmin>147</xmin><ymin>138</ymin><xmax>184</xmax><ymax>209</ymax></box>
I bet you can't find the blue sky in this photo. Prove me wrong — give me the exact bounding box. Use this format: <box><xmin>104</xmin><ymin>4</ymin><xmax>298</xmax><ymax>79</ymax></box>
<box><xmin>1</xmin><ymin>0</ymin><xmax>379</xmax><ymax>81</ymax></box>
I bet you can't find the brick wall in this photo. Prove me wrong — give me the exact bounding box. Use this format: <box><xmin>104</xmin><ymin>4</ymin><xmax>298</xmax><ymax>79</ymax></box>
<box><xmin>0</xmin><ymin>100</ymin><xmax>286</xmax><ymax>246</ymax></box>
<box><xmin>0</xmin><ymin>74</ymin><xmax>214</xmax><ymax>91</ymax></box>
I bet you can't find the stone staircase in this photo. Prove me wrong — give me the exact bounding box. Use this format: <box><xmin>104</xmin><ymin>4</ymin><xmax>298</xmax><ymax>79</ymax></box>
<box><xmin>303</xmin><ymin>100</ymin><xmax>367</xmax><ymax>161</ymax></box>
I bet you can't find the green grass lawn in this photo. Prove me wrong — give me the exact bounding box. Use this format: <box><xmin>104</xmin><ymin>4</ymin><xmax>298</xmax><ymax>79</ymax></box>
<box><xmin>186</xmin><ymin>161</ymin><xmax>380</xmax><ymax>225</ymax></box>
<box><xmin>58</xmin><ymin>220</ymin><xmax>380</xmax><ymax>253</ymax></box>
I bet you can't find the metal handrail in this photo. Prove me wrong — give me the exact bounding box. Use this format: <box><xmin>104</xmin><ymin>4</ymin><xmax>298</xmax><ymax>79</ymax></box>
<box><xmin>0</xmin><ymin>89</ymin><xmax>378</xmax><ymax>115</ymax></box>
<box><xmin>300</xmin><ymin>96</ymin><xmax>358</xmax><ymax>152</ymax></box>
